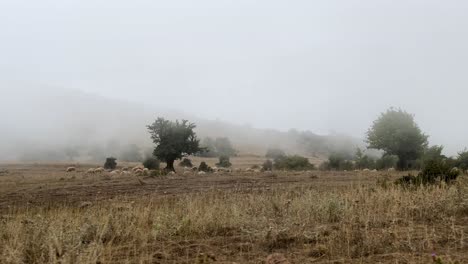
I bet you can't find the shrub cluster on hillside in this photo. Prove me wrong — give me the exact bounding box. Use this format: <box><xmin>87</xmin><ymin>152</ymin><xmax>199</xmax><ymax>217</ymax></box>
<box><xmin>273</xmin><ymin>155</ymin><xmax>315</xmax><ymax>171</ymax></box>
<box><xmin>198</xmin><ymin>137</ymin><xmax>237</xmax><ymax>157</ymax></box>
<box><xmin>265</xmin><ymin>148</ymin><xmax>286</xmax><ymax>160</ymax></box>
<box><xmin>395</xmin><ymin>160</ymin><xmax>460</xmax><ymax>186</ymax></box>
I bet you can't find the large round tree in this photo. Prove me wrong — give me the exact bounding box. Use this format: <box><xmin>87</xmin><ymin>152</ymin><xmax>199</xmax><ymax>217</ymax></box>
<box><xmin>366</xmin><ymin>108</ymin><xmax>428</xmax><ymax>170</ymax></box>
<box><xmin>147</xmin><ymin>118</ymin><xmax>202</xmax><ymax>172</ymax></box>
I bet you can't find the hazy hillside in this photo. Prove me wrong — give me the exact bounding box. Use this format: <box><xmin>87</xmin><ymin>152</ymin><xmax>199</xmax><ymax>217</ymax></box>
<box><xmin>0</xmin><ymin>85</ymin><xmax>364</xmax><ymax>162</ymax></box>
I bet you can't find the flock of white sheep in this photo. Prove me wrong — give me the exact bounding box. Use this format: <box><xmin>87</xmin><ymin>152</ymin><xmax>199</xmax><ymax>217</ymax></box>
<box><xmin>64</xmin><ymin>165</ymin><xmax>245</xmax><ymax>177</ymax></box>
<box><xmin>66</xmin><ymin>166</ymin><xmax>149</xmax><ymax>176</ymax></box>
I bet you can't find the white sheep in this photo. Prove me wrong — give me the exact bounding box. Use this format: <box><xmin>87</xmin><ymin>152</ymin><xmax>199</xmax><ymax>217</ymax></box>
<box><xmin>66</xmin><ymin>167</ymin><xmax>76</xmax><ymax>172</ymax></box>
<box><xmin>94</xmin><ymin>167</ymin><xmax>104</xmax><ymax>174</ymax></box>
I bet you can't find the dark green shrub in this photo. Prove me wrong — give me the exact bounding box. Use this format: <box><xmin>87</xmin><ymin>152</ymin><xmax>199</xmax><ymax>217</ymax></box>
<box><xmin>179</xmin><ymin>158</ymin><xmax>193</xmax><ymax>168</ymax></box>
<box><xmin>143</xmin><ymin>157</ymin><xmax>160</xmax><ymax>170</ymax></box>
<box><xmin>420</xmin><ymin>160</ymin><xmax>459</xmax><ymax>184</ymax></box>
<box><xmin>198</xmin><ymin>161</ymin><xmax>212</xmax><ymax>172</ymax></box>
<box><xmin>266</xmin><ymin>148</ymin><xmax>286</xmax><ymax>160</ymax></box>
<box><xmin>104</xmin><ymin>157</ymin><xmax>117</xmax><ymax>170</ymax></box>
<box><xmin>327</xmin><ymin>153</ymin><xmax>354</xmax><ymax>171</ymax></box>
<box><xmin>274</xmin><ymin>155</ymin><xmax>315</xmax><ymax>171</ymax></box>
<box><xmin>216</xmin><ymin>155</ymin><xmax>232</xmax><ymax>168</ymax></box>
<box><xmin>456</xmin><ymin>150</ymin><xmax>468</xmax><ymax>173</ymax></box>
<box><xmin>395</xmin><ymin>159</ymin><xmax>460</xmax><ymax>186</ymax></box>
<box><xmin>262</xmin><ymin>159</ymin><xmax>273</xmax><ymax>171</ymax></box>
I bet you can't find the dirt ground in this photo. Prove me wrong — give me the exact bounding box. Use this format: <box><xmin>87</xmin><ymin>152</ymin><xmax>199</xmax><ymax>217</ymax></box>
<box><xmin>0</xmin><ymin>158</ymin><xmax>388</xmax><ymax>211</ymax></box>
<box><xmin>0</xmin><ymin>160</ymin><xmax>466</xmax><ymax>264</ymax></box>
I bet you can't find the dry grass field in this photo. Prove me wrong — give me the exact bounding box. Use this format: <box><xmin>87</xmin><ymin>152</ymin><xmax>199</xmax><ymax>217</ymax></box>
<box><xmin>0</xmin><ymin>157</ymin><xmax>467</xmax><ymax>263</ymax></box>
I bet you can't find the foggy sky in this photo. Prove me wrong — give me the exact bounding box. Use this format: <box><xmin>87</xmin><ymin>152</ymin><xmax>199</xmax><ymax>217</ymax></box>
<box><xmin>1</xmin><ymin>0</ymin><xmax>468</xmax><ymax>155</ymax></box>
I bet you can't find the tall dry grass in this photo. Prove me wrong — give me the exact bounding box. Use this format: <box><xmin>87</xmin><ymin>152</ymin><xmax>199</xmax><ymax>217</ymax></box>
<box><xmin>1</xmin><ymin>177</ymin><xmax>467</xmax><ymax>263</ymax></box>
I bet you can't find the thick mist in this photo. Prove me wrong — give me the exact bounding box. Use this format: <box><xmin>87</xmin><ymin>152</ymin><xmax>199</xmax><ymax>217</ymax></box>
<box><xmin>1</xmin><ymin>1</ymin><xmax>468</xmax><ymax>158</ymax></box>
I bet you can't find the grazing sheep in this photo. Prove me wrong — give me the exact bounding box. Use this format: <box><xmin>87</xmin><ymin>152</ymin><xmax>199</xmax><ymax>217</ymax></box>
<box><xmin>87</xmin><ymin>168</ymin><xmax>95</xmax><ymax>174</ymax></box>
<box><xmin>110</xmin><ymin>170</ymin><xmax>119</xmax><ymax>175</ymax></box>
<box><xmin>94</xmin><ymin>167</ymin><xmax>104</xmax><ymax>174</ymax></box>
<box><xmin>198</xmin><ymin>171</ymin><xmax>206</xmax><ymax>175</ymax></box>
<box><xmin>134</xmin><ymin>168</ymin><xmax>144</xmax><ymax>176</ymax></box>
<box><xmin>183</xmin><ymin>171</ymin><xmax>191</xmax><ymax>175</ymax></box>
<box><xmin>132</xmin><ymin>166</ymin><xmax>144</xmax><ymax>172</ymax></box>
<box><xmin>363</xmin><ymin>168</ymin><xmax>370</xmax><ymax>172</ymax></box>
<box><xmin>122</xmin><ymin>167</ymin><xmax>129</xmax><ymax>171</ymax></box>
<box><xmin>66</xmin><ymin>167</ymin><xmax>76</xmax><ymax>172</ymax></box>
<box><xmin>387</xmin><ymin>168</ymin><xmax>396</xmax><ymax>172</ymax></box>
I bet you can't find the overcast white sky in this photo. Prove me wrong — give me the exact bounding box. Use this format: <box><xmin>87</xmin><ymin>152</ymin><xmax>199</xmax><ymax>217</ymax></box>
<box><xmin>1</xmin><ymin>0</ymin><xmax>468</xmax><ymax>154</ymax></box>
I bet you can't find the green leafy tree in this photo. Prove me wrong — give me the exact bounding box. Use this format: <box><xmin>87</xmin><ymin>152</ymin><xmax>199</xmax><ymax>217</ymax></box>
<box><xmin>367</xmin><ymin>108</ymin><xmax>428</xmax><ymax>170</ymax></box>
<box><xmin>147</xmin><ymin>118</ymin><xmax>202</xmax><ymax>172</ymax></box>
<box><xmin>456</xmin><ymin>149</ymin><xmax>468</xmax><ymax>173</ymax></box>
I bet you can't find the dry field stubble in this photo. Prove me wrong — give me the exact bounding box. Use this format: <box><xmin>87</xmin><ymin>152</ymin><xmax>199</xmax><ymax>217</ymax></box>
<box><xmin>0</xmin><ymin>161</ymin><xmax>467</xmax><ymax>263</ymax></box>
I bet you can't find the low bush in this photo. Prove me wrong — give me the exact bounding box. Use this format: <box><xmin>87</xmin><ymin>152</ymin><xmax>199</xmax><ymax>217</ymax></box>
<box><xmin>327</xmin><ymin>153</ymin><xmax>354</xmax><ymax>171</ymax></box>
<box><xmin>395</xmin><ymin>159</ymin><xmax>460</xmax><ymax>186</ymax></box>
<box><xmin>198</xmin><ymin>161</ymin><xmax>213</xmax><ymax>172</ymax></box>
<box><xmin>104</xmin><ymin>157</ymin><xmax>117</xmax><ymax>170</ymax></box>
<box><xmin>143</xmin><ymin>157</ymin><xmax>160</xmax><ymax>170</ymax></box>
<box><xmin>216</xmin><ymin>156</ymin><xmax>232</xmax><ymax>168</ymax></box>
<box><xmin>274</xmin><ymin>155</ymin><xmax>315</xmax><ymax>171</ymax></box>
<box><xmin>262</xmin><ymin>159</ymin><xmax>273</xmax><ymax>171</ymax></box>
<box><xmin>265</xmin><ymin>148</ymin><xmax>286</xmax><ymax>160</ymax></box>
<box><xmin>179</xmin><ymin>158</ymin><xmax>193</xmax><ymax>168</ymax></box>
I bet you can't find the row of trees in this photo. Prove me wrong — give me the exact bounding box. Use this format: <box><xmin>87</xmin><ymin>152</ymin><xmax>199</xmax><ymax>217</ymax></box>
<box><xmin>321</xmin><ymin>108</ymin><xmax>468</xmax><ymax>173</ymax></box>
<box><xmin>145</xmin><ymin>107</ymin><xmax>465</xmax><ymax>173</ymax></box>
